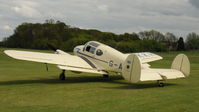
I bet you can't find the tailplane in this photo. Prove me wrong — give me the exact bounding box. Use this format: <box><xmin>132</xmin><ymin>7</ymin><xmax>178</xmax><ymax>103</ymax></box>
<box><xmin>121</xmin><ymin>53</ymin><xmax>190</xmax><ymax>83</ymax></box>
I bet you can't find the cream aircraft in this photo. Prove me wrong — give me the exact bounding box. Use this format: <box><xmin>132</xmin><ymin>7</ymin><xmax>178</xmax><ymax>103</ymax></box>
<box><xmin>4</xmin><ymin>41</ymin><xmax>190</xmax><ymax>87</ymax></box>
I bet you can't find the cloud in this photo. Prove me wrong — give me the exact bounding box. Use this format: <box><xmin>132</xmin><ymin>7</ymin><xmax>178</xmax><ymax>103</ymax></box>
<box><xmin>2</xmin><ymin>25</ymin><xmax>12</xmax><ymax>30</ymax></box>
<box><xmin>189</xmin><ymin>0</ymin><xmax>199</xmax><ymax>9</ymax></box>
<box><xmin>97</xmin><ymin>5</ymin><xmax>109</xmax><ymax>12</ymax></box>
<box><xmin>0</xmin><ymin>0</ymin><xmax>199</xmax><ymax>40</ymax></box>
<box><xmin>11</xmin><ymin>1</ymin><xmax>41</xmax><ymax>18</ymax></box>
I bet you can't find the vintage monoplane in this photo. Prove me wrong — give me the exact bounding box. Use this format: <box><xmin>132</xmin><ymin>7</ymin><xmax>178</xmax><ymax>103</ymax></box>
<box><xmin>4</xmin><ymin>41</ymin><xmax>190</xmax><ymax>87</ymax></box>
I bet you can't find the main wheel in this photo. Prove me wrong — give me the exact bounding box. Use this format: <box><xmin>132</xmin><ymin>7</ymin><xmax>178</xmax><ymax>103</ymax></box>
<box><xmin>59</xmin><ymin>73</ymin><xmax>65</xmax><ymax>80</ymax></box>
<box><xmin>158</xmin><ymin>82</ymin><xmax>165</xmax><ymax>87</ymax></box>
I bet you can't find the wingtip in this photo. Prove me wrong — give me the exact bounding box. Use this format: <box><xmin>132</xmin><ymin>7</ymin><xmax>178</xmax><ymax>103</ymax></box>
<box><xmin>4</xmin><ymin>50</ymin><xmax>11</xmax><ymax>57</ymax></box>
<box><xmin>4</xmin><ymin>50</ymin><xmax>9</xmax><ymax>54</ymax></box>
<box><xmin>4</xmin><ymin>50</ymin><xmax>17</xmax><ymax>57</ymax></box>
<box><xmin>4</xmin><ymin>50</ymin><xmax>12</xmax><ymax>54</ymax></box>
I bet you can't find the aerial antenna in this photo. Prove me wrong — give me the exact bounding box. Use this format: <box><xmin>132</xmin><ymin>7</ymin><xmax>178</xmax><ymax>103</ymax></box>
<box><xmin>45</xmin><ymin>63</ymin><xmax>48</xmax><ymax>71</ymax></box>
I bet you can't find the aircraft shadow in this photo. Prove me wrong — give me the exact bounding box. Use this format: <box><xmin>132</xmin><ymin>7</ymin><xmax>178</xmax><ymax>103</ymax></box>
<box><xmin>0</xmin><ymin>75</ymin><xmax>122</xmax><ymax>85</ymax></box>
<box><xmin>103</xmin><ymin>82</ymin><xmax>177</xmax><ymax>89</ymax></box>
<box><xmin>0</xmin><ymin>75</ymin><xmax>177</xmax><ymax>89</ymax></box>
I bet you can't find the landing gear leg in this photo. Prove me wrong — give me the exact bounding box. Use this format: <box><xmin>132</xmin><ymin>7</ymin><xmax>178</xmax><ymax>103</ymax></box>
<box><xmin>102</xmin><ymin>74</ymin><xmax>109</xmax><ymax>78</ymax></box>
<box><xmin>59</xmin><ymin>70</ymin><xmax>66</xmax><ymax>80</ymax></box>
<box><xmin>157</xmin><ymin>80</ymin><xmax>165</xmax><ymax>87</ymax></box>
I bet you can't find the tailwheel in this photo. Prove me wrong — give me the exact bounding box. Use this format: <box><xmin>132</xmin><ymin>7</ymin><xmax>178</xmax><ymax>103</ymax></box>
<box><xmin>59</xmin><ymin>70</ymin><xmax>66</xmax><ymax>80</ymax></box>
<box><xmin>157</xmin><ymin>80</ymin><xmax>165</xmax><ymax>87</ymax></box>
<box><xmin>102</xmin><ymin>74</ymin><xmax>109</xmax><ymax>78</ymax></box>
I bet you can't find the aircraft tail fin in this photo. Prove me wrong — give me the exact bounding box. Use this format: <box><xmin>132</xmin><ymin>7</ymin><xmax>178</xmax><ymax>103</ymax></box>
<box><xmin>171</xmin><ymin>54</ymin><xmax>190</xmax><ymax>77</ymax></box>
<box><xmin>122</xmin><ymin>54</ymin><xmax>141</xmax><ymax>83</ymax></box>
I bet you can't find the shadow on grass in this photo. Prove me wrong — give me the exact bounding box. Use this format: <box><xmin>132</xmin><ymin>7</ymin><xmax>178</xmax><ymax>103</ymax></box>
<box><xmin>0</xmin><ymin>75</ymin><xmax>177</xmax><ymax>89</ymax></box>
<box><xmin>0</xmin><ymin>75</ymin><xmax>122</xmax><ymax>85</ymax></box>
<box><xmin>104</xmin><ymin>82</ymin><xmax>177</xmax><ymax>89</ymax></box>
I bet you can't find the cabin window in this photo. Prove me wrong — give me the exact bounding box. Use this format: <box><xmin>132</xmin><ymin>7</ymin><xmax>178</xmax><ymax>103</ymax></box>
<box><xmin>89</xmin><ymin>42</ymin><xmax>100</xmax><ymax>47</ymax></box>
<box><xmin>86</xmin><ymin>46</ymin><xmax>91</xmax><ymax>52</ymax></box>
<box><xmin>89</xmin><ymin>47</ymin><xmax>96</xmax><ymax>54</ymax></box>
<box><xmin>96</xmin><ymin>49</ymin><xmax>103</xmax><ymax>56</ymax></box>
<box><xmin>85</xmin><ymin>45</ymin><xmax>96</xmax><ymax>54</ymax></box>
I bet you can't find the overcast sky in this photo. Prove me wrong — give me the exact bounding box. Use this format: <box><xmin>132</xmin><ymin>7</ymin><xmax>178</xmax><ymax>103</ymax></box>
<box><xmin>0</xmin><ymin>0</ymin><xmax>199</xmax><ymax>40</ymax></box>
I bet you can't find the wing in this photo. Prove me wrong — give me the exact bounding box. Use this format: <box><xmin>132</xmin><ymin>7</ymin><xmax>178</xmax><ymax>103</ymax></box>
<box><xmin>4</xmin><ymin>50</ymin><xmax>106</xmax><ymax>74</ymax></box>
<box><xmin>57</xmin><ymin>65</ymin><xmax>106</xmax><ymax>74</ymax></box>
<box><xmin>134</xmin><ymin>52</ymin><xmax>163</xmax><ymax>63</ymax></box>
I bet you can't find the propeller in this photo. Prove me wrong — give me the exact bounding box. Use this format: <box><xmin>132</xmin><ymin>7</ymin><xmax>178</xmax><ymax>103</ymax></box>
<box><xmin>47</xmin><ymin>43</ymin><xmax>57</xmax><ymax>51</ymax></box>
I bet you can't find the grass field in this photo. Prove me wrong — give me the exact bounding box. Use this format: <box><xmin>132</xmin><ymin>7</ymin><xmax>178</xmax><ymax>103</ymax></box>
<box><xmin>0</xmin><ymin>48</ymin><xmax>198</xmax><ymax>112</ymax></box>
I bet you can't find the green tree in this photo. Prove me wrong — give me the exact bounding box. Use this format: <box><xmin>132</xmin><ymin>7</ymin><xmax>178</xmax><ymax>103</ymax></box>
<box><xmin>139</xmin><ymin>30</ymin><xmax>165</xmax><ymax>42</ymax></box>
<box><xmin>1</xmin><ymin>20</ymin><xmax>169</xmax><ymax>52</ymax></box>
<box><xmin>177</xmin><ymin>37</ymin><xmax>185</xmax><ymax>51</ymax></box>
<box><xmin>186</xmin><ymin>32</ymin><xmax>199</xmax><ymax>50</ymax></box>
<box><xmin>165</xmin><ymin>32</ymin><xmax>177</xmax><ymax>43</ymax></box>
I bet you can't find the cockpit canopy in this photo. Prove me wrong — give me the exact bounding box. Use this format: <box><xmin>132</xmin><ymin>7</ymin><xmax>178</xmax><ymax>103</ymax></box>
<box><xmin>83</xmin><ymin>41</ymin><xmax>103</xmax><ymax>56</ymax></box>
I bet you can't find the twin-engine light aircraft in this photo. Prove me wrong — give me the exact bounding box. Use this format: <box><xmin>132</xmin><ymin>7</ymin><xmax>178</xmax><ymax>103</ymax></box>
<box><xmin>4</xmin><ymin>41</ymin><xmax>190</xmax><ymax>87</ymax></box>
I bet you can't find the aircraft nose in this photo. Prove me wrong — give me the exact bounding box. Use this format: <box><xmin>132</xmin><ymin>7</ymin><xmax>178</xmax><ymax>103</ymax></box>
<box><xmin>73</xmin><ymin>46</ymin><xmax>80</xmax><ymax>54</ymax></box>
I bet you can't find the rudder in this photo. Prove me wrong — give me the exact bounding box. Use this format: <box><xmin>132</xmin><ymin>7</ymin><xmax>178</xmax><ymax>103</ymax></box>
<box><xmin>122</xmin><ymin>54</ymin><xmax>141</xmax><ymax>83</ymax></box>
<box><xmin>171</xmin><ymin>54</ymin><xmax>190</xmax><ymax>77</ymax></box>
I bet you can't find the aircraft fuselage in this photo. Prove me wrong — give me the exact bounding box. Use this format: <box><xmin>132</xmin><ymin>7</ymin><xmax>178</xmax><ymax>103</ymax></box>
<box><xmin>73</xmin><ymin>41</ymin><xmax>127</xmax><ymax>73</ymax></box>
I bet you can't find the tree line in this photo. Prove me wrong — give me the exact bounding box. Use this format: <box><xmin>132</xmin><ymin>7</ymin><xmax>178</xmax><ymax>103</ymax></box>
<box><xmin>0</xmin><ymin>19</ymin><xmax>199</xmax><ymax>53</ymax></box>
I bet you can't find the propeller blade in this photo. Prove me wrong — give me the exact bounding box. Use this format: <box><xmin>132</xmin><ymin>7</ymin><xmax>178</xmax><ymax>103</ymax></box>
<box><xmin>47</xmin><ymin>43</ymin><xmax>57</xmax><ymax>51</ymax></box>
